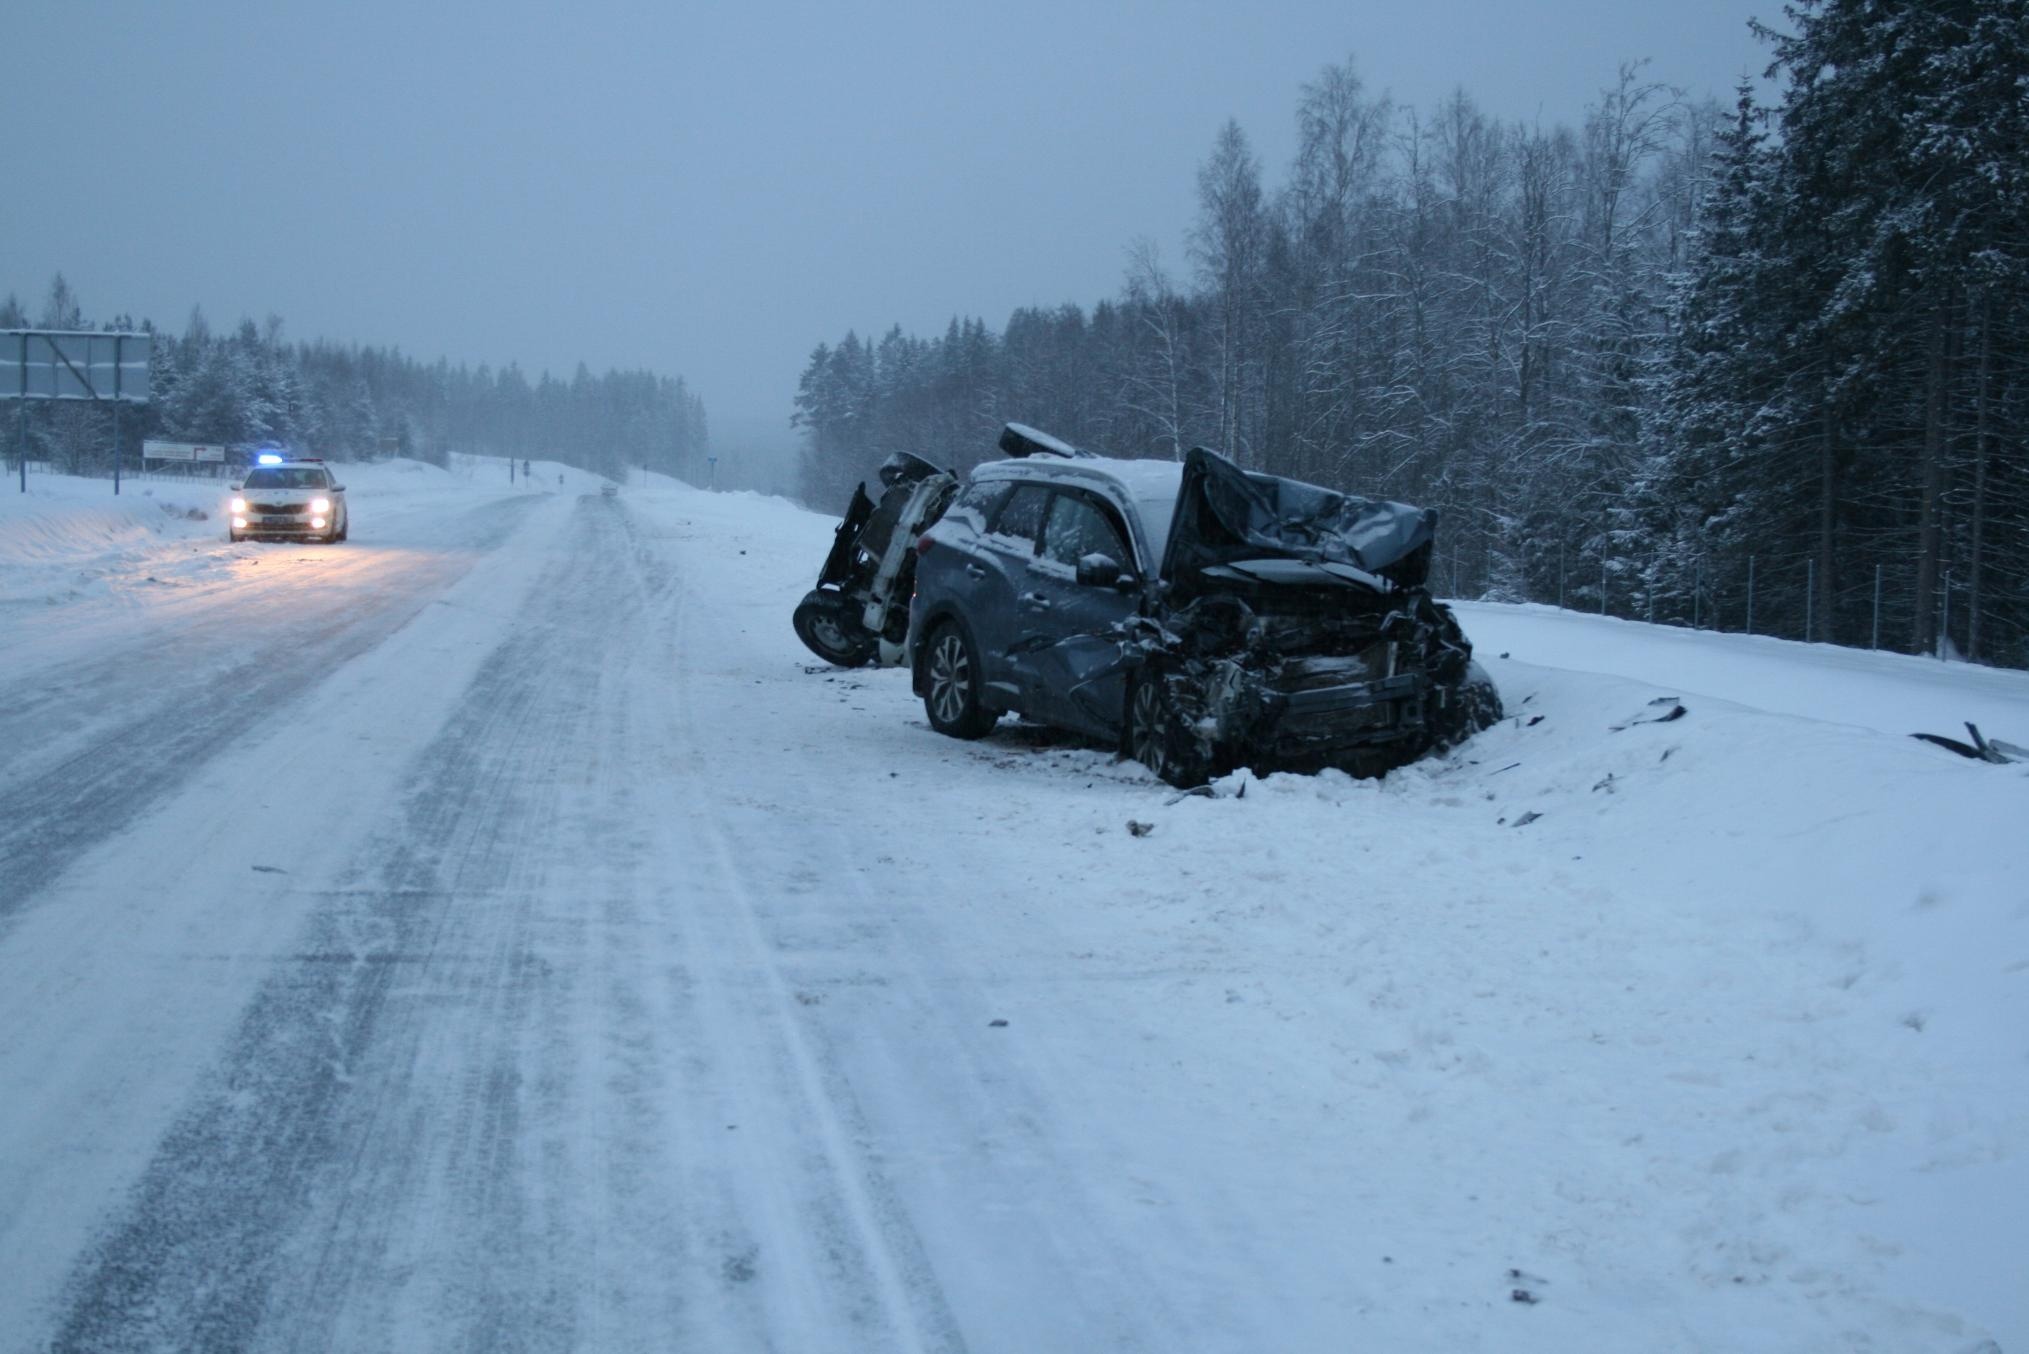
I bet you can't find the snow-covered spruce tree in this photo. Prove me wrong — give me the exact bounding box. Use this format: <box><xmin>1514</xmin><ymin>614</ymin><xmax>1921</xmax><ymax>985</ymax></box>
<box><xmin>1736</xmin><ymin>0</ymin><xmax>2029</xmax><ymax>657</ymax></box>
<box><xmin>1647</xmin><ymin>79</ymin><xmax>1782</xmax><ymax>630</ymax></box>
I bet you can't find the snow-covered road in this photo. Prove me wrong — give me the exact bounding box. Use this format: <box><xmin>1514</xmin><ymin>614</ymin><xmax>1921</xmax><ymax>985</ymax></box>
<box><xmin>1</xmin><ymin>465</ymin><xmax>2023</xmax><ymax>1352</ymax></box>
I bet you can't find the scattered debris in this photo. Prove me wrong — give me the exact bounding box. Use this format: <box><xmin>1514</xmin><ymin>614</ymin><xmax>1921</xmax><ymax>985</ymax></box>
<box><xmin>1525</xmin><ymin>714</ymin><xmax>1545</xmax><ymax>727</ymax></box>
<box><xmin>988</xmin><ymin>1018</ymin><xmax>1009</xmax><ymax>1028</ymax></box>
<box><xmin>1610</xmin><ymin>697</ymin><xmax>1687</xmax><ymax>731</ymax></box>
<box><xmin>1510</xmin><ymin>810</ymin><xmax>1542</xmax><ymax>828</ymax></box>
<box><xmin>1126</xmin><ymin>820</ymin><xmax>1155</xmax><ymax>837</ymax></box>
<box><xmin>1911</xmin><ymin>722</ymin><xmax>2025</xmax><ymax>765</ymax></box>
<box><xmin>1490</xmin><ymin>762</ymin><xmax>1522</xmax><ymax>775</ymax></box>
<box><xmin>251</xmin><ymin>864</ymin><xmax>287</xmax><ymax>874</ymax></box>
<box><xmin>1162</xmin><ymin>784</ymin><xmax>1217</xmax><ymax>805</ymax></box>
<box><xmin>1591</xmin><ymin>773</ymin><xmax>1616</xmax><ymax>794</ymax></box>
<box><xmin>1510</xmin><ymin>1288</ymin><xmax>1539</xmax><ymax>1305</ymax></box>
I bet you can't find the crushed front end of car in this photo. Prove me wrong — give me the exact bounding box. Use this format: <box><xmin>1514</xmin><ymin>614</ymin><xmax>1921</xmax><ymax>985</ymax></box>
<box><xmin>1128</xmin><ymin>448</ymin><xmax>1500</xmax><ymax>784</ymax></box>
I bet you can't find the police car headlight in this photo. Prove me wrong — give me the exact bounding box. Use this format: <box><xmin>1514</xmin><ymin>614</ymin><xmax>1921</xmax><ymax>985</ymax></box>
<box><xmin>311</xmin><ymin>517</ymin><xmax>327</xmax><ymax>529</ymax></box>
<box><xmin>230</xmin><ymin>497</ymin><xmax>248</xmax><ymax>513</ymax></box>
<box><xmin>311</xmin><ymin>497</ymin><xmax>331</xmax><ymax>513</ymax></box>
<box><xmin>232</xmin><ymin>516</ymin><xmax>247</xmax><ymax>528</ymax></box>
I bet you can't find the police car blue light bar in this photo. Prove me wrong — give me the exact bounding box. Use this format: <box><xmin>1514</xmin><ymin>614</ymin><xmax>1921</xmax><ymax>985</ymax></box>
<box><xmin>256</xmin><ymin>452</ymin><xmax>284</xmax><ymax>466</ymax></box>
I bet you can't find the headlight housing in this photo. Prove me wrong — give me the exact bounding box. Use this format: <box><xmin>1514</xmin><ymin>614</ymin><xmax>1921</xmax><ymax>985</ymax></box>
<box><xmin>230</xmin><ymin>497</ymin><xmax>248</xmax><ymax>513</ymax></box>
<box><xmin>311</xmin><ymin>496</ymin><xmax>331</xmax><ymax>513</ymax></box>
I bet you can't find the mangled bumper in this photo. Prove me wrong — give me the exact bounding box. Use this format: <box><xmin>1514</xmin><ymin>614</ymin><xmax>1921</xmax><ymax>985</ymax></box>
<box><xmin>1157</xmin><ymin>658</ymin><xmax>1430</xmax><ymax>769</ymax></box>
<box><xmin>1131</xmin><ymin>592</ymin><xmax>1498</xmax><ymax>778</ymax></box>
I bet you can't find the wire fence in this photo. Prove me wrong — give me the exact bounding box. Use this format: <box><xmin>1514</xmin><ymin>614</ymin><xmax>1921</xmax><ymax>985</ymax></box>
<box><xmin>1443</xmin><ymin>540</ymin><xmax>2029</xmax><ymax>671</ymax></box>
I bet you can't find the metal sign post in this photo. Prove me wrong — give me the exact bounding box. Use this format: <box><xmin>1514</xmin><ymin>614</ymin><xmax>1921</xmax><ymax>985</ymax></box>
<box><xmin>707</xmin><ymin>455</ymin><xmax>718</xmax><ymax>490</ymax></box>
<box><xmin>1</xmin><ymin>329</ymin><xmax>151</xmax><ymax>493</ymax></box>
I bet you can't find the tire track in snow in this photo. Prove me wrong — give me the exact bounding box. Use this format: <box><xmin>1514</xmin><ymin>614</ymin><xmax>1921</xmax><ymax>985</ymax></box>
<box><xmin>654</xmin><ymin>562</ymin><xmax>973</xmax><ymax>1354</ymax></box>
<box><xmin>44</xmin><ymin>497</ymin><xmax>698</xmax><ymax>1352</ymax></box>
<box><xmin>0</xmin><ymin>496</ymin><xmax>539</xmax><ymax>926</ymax></box>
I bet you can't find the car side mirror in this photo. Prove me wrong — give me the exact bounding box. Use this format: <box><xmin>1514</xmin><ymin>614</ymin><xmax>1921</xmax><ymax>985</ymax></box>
<box><xmin>330</xmin><ymin>484</ymin><xmax>345</xmax><ymax>492</ymax></box>
<box><xmin>1076</xmin><ymin>552</ymin><xmax>1136</xmax><ymax>590</ymax></box>
<box><xmin>229</xmin><ymin>483</ymin><xmax>242</xmax><ymax>492</ymax></box>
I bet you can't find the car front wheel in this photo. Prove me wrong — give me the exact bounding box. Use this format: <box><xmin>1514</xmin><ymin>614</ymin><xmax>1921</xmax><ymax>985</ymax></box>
<box><xmin>1127</xmin><ymin>674</ymin><xmax>1214</xmax><ymax>788</ymax></box>
<box><xmin>923</xmin><ymin>622</ymin><xmax>996</xmax><ymax>739</ymax></box>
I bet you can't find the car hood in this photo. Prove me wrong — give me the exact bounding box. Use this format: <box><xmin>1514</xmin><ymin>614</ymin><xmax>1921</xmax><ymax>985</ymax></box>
<box><xmin>1158</xmin><ymin>447</ymin><xmax>1435</xmax><ymax>599</ymax></box>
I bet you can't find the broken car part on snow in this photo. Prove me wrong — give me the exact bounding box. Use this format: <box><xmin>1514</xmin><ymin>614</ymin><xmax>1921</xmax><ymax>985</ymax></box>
<box><xmin>793</xmin><ymin>451</ymin><xmax>958</xmax><ymax>668</ymax></box>
<box><xmin>899</xmin><ymin>424</ymin><xmax>1502</xmax><ymax>787</ymax></box>
<box><xmin>1911</xmin><ymin>722</ymin><xmax>2027</xmax><ymax>765</ymax></box>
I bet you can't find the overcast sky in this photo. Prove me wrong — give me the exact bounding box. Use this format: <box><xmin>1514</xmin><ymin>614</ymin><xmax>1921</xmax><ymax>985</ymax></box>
<box><xmin>3</xmin><ymin>0</ymin><xmax>1775</xmax><ymax>451</ymax></box>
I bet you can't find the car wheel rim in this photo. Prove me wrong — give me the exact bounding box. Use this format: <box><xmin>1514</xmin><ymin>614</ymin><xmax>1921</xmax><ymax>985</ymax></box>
<box><xmin>1130</xmin><ymin>684</ymin><xmax>1166</xmax><ymax>774</ymax></box>
<box><xmin>930</xmin><ymin>634</ymin><xmax>970</xmax><ymax>724</ymax></box>
<box><xmin>810</xmin><ymin>614</ymin><xmax>853</xmax><ymax>656</ymax></box>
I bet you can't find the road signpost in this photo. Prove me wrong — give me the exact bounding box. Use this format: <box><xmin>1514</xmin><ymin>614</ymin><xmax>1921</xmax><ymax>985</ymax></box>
<box><xmin>2</xmin><ymin>329</ymin><xmax>153</xmax><ymax>493</ymax></box>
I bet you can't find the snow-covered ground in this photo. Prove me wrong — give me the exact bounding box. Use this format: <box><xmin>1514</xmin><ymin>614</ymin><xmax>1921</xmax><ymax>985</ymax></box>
<box><xmin>0</xmin><ymin>464</ymin><xmax>2022</xmax><ymax>1352</ymax></box>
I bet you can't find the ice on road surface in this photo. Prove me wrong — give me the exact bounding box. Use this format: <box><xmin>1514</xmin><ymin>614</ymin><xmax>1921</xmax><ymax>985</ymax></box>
<box><xmin>0</xmin><ymin>462</ymin><xmax>2023</xmax><ymax>1352</ymax></box>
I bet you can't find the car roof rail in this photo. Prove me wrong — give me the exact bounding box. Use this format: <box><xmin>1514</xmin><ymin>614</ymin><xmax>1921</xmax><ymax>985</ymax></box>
<box><xmin>998</xmin><ymin>423</ymin><xmax>1088</xmax><ymax>460</ymax></box>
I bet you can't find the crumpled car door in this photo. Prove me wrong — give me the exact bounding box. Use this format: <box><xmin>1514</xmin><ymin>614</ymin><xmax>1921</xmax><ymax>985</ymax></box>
<box><xmin>969</xmin><ymin>483</ymin><xmax>1052</xmax><ymax>708</ymax></box>
<box><xmin>1017</xmin><ymin>490</ymin><xmax>1141</xmax><ymax>740</ymax></box>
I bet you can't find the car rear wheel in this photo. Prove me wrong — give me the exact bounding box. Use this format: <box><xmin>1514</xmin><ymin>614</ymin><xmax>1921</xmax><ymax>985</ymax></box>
<box><xmin>1127</xmin><ymin>674</ymin><xmax>1213</xmax><ymax>788</ymax></box>
<box><xmin>923</xmin><ymin>622</ymin><xmax>996</xmax><ymax>739</ymax></box>
<box><xmin>793</xmin><ymin>591</ymin><xmax>875</xmax><ymax>667</ymax></box>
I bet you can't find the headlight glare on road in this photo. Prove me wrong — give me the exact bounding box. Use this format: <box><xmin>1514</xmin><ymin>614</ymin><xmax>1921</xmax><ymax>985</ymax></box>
<box><xmin>230</xmin><ymin>497</ymin><xmax>247</xmax><ymax>513</ymax></box>
<box><xmin>311</xmin><ymin>497</ymin><xmax>331</xmax><ymax>513</ymax></box>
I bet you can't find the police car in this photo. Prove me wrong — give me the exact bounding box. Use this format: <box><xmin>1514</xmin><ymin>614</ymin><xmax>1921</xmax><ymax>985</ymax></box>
<box><xmin>227</xmin><ymin>454</ymin><xmax>349</xmax><ymax>543</ymax></box>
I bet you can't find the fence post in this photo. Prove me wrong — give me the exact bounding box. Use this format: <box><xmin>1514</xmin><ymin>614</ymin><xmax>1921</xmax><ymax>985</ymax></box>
<box><xmin>1872</xmin><ymin>563</ymin><xmax>1882</xmax><ymax>649</ymax></box>
<box><xmin>1693</xmin><ymin>560</ymin><xmax>1701</xmax><ymax>630</ymax></box>
<box><xmin>1600</xmin><ymin>556</ymin><xmax>1608</xmax><ymax>616</ymax></box>
<box><xmin>1558</xmin><ymin>541</ymin><xmax>1566</xmax><ymax>610</ymax></box>
<box><xmin>1805</xmin><ymin>558</ymin><xmax>1814</xmax><ymax>643</ymax></box>
<box><xmin>1747</xmin><ymin>556</ymin><xmax>1756</xmax><ymax>635</ymax></box>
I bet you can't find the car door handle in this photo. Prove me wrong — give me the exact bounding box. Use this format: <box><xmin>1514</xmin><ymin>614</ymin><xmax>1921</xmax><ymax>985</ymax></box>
<box><xmin>1019</xmin><ymin>591</ymin><xmax>1052</xmax><ymax>611</ymax></box>
<box><xmin>964</xmin><ymin>562</ymin><xmax>988</xmax><ymax>579</ymax></box>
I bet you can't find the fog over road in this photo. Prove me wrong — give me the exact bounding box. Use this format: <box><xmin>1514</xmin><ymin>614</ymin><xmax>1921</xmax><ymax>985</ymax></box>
<box><xmin>1</xmin><ymin>471</ymin><xmax>2021</xmax><ymax>1353</ymax></box>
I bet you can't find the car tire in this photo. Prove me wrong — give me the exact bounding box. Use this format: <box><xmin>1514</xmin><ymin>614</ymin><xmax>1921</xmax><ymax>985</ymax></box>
<box><xmin>227</xmin><ymin>529</ymin><xmax>240</xmax><ymax>543</ymax></box>
<box><xmin>1126</xmin><ymin>672</ymin><xmax>1214</xmax><ymax>789</ymax></box>
<box><xmin>793</xmin><ymin>591</ymin><xmax>875</xmax><ymax>667</ymax></box>
<box><xmin>1431</xmin><ymin>659</ymin><xmax>1502</xmax><ymax>751</ymax></box>
<box><xmin>334</xmin><ymin>517</ymin><xmax>348</xmax><ymax>543</ymax></box>
<box><xmin>923</xmin><ymin>621</ymin><xmax>997</xmax><ymax>739</ymax></box>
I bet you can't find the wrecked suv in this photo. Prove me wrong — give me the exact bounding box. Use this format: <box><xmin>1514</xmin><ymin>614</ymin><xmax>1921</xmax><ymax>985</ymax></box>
<box><xmin>908</xmin><ymin>424</ymin><xmax>1500</xmax><ymax>786</ymax></box>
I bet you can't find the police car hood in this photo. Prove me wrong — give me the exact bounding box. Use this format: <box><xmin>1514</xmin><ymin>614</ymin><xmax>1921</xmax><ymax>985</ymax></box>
<box><xmin>1159</xmin><ymin>447</ymin><xmax>1435</xmax><ymax>598</ymax></box>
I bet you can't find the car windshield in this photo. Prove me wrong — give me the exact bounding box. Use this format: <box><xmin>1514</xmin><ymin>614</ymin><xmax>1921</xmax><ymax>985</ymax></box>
<box><xmin>243</xmin><ymin>467</ymin><xmax>329</xmax><ymax>489</ymax></box>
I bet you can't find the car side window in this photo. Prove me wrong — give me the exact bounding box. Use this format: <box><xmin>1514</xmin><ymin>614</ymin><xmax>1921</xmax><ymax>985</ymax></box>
<box><xmin>950</xmin><ymin>480</ymin><xmax>1007</xmax><ymax>526</ymax></box>
<box><xmin>1039</xmin><ymin>492</ymin><xmax>1129</xmax><ymax>572</ymax></box>
<box><xmin>987</xmin><ymin>484</ymin><xmax>1050</xmax><ymax>551</ymax></box>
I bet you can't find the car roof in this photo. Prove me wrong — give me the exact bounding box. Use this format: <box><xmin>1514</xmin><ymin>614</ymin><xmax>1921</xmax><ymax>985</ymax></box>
<box><xmin>971</xmin><ymin>455</ymin><xmax>1186</xmax><ymax>569</ymax></box>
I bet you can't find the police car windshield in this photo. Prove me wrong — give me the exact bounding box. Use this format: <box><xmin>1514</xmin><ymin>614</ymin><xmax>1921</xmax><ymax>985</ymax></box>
<box><xmin>243</xmin><ymin>467</ymin><xmax>328</xmax><ymax>489</ymax></box>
